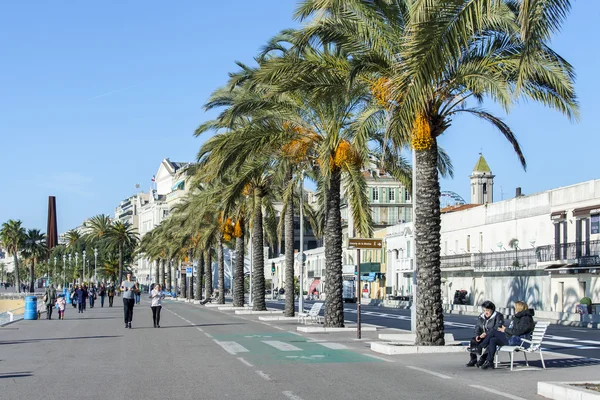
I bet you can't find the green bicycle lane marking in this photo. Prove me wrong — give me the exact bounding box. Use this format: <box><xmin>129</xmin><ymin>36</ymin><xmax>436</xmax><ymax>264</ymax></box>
<box><xmin>212</xmin><ymin>332</ymin><xmax>380</xmax><ymax>364</ymax></box>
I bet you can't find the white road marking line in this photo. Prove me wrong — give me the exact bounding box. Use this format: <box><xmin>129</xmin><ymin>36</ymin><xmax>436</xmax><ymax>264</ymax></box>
<box><xmin>579</xmin><ymin>340</ymin><xmax>600</xmax><ymax>345</ymax></box>
<box><xmin>363</xmin><ymin>354</ymin><xmax>395</xmax><ymax>363</ymax></box>
<box><xmin>542</xmin><ymin>340</ymin><xmax>598</xmax><ymax>349</ymax></box>
<box><xmin>262</xmin><ymin>340</ymin><xmax>302</xmax><ymax>351</ymax></box>
<box><xmin>546</xmin><ymin>335</ymin><xmax>575</xmax><ymax>341</ymax></box>
<box><xmin>214</xmin><ymin>340</ymin><xmax>249</xmax><ymax>355</ymax></box>
<box><xmin>469</xmin><ymin>385</ymin><xmax>528</xmax><ymax>400</ymax></box>
<box><xmin>196</xmin><ymin>327</ymin><xmax>204</xmax><ymax>332</ymax></box>
<box><xmin>273</xmin><ymin>326</ymin><xmax>285</xmax><ymax>331</ymax></box>
<box><xmin>283</xmin><ymin>391</ymin><xmax>304</xmax><ymax>400</ymax></box>
<box><xmin>262</xmin><ymin>322</ymin><xmax>272</xmax><ymax>326</ymax></box>
<box><xmin>288</xmin><ymin>331</ymin><xmax>303</xmax><ymax>336</ymax></box>
<box><xmin>406</xmin><ymin>366</ymin><xmax>451</xmax><ymax>379</ymax></box>
<box><xmin>571</xmin><ymin>329</ymin><xmax>589</xmax><ymax>333</ymax></box>
<box><xmin>318</xmin><ymin>342</ymin><xmax>348</xmax><ymax>350</ymax></box>
<box><xmin>237</xmin><ymin>357</ymin><xmax>253</xmax><ymax>367</ymax></box>
<box><xmin>204</xmin><ymin>332</ymin><xmax>213</xmax><ymax>338</ymax></box>
<box><xmin>255</xmin><ymin>370</ymin><xmax>271</xmax><ymax>380</ymax></box>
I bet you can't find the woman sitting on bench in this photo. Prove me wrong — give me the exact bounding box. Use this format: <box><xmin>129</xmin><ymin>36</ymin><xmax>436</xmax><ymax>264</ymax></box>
<box><xmin>470</xmin><ymin>300</ymin><xmax>535</xmax><ymax>370</ymax></box>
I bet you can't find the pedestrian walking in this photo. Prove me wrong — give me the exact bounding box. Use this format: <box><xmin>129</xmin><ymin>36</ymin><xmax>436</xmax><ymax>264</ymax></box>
<box><xmin>70</xmin><ymin>287</ymin><xmax>77</xmax><ymax>308</ymax></box>
<box><xmin>88</xmin><ymin>285</ymin><xmax>96</xmax><ymax>308</ymax></box>
<box><xmin>150</xmin><ymin>283</ymin><xmax>165</xmax><ymax>328</ymax></box>
<box><xmin>107</xmin><ymin>283</ymin><xmax>115</xmax><ymax>307</ymax></box>
<box><xmin>76</xmin><ymin>285</ymin><xmax>87</xmax><ymax>314</ymax></box>
<box><xmin>120</xmin><ymin>273</ymin><xmax>139</xmax><ymax>328</ymax></box>
<box><xmin>98</xmin><ymin>284</ymin><xmax>106</xmax><ymax>307</ymax></box>
<box><xmin>43</xmin><ymin>284</ymin><xmax>57</xmax><ymax>319</ymax></box>
<box><xmin>56</xmin><ymin>294</ymin><xmax>66</xmax><ymax>319</ymax></box>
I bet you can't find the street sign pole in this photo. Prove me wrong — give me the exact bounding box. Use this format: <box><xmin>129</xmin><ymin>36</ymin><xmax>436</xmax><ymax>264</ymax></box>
<box><xmin>356</xmin><ymin>249</ymin><xmax>361</xmax><ymax>339</ymax></box>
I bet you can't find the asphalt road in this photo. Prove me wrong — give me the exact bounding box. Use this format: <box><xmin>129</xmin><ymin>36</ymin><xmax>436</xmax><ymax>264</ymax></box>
<box><xmin>266</xmin><ymin>299</ymin><xmax>600</xmax><ymax>360</ymax></box>
<box><xmin>1</xmin><ymin>298</ymin><xmax>600</xmax><ymax>400</ymax></box>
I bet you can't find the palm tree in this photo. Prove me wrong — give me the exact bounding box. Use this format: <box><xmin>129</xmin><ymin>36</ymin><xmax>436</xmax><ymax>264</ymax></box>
<box><xmin>295</xmin><ymin>0</ymin><xmax>578</xmax><ymax>343</ymax></box>
<box><xmin>105</xmin><ymin>221</ymin><xmax>139</xmax><ymax>284</ymax></box>
<box><xmin>0</xmin><ymin>220</ymin><xmax>26</xmax><ymax>292</ymax></box>
<box><xmin>22</xmin><ymin>229</ymin><xmax>47</xmax><ymax>292</ymax></box>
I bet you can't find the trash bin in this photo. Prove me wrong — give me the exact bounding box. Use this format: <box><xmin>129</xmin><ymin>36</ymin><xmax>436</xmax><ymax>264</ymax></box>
<box><xmin>24</xmin><ymin>296</ymin><xmax>38</xmax><ymax>320</ymax></box>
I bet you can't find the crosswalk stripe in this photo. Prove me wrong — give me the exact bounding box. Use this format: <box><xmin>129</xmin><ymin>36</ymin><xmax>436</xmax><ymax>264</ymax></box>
<box><xmin>318</xmin><ymin>342</ymin><xmax>348</xmax><ymax>350</ymax></box>
<box><xmin>542</xmin><ymin>340</ymin><xmax>598</xmax><ymax>349</ymax></box>
<box><xmin>214</xmin><ymin>340</ymin><xmax>249</xmax><ymax>354</ymax></box>
<box><xmin>262</xmin><ymin>340</ymin><xmax>302</xmax><ymax>351</ymax></box>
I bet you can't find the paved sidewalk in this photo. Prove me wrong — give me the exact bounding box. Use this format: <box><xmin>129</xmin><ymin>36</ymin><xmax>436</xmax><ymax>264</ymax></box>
<box><xmin>2</xmin><ymin>298</ymin><xmax>600</xmax><ymax>400</ymax></box>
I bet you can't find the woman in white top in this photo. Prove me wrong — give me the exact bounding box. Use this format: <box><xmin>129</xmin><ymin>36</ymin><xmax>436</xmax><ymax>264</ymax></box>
<box><xmin>150</xmin><ymin>284</ymin><xmax>165</xmax><ymax>328</ymax></box>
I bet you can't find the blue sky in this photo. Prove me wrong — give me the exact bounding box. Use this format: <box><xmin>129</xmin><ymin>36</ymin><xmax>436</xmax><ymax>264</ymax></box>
<box><xmin>1</xmin><ymin>1</ymin><xmax>598</xmax><ymax>233</ymax></box>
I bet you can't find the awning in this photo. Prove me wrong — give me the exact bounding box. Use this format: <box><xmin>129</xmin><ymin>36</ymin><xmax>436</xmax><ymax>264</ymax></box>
<box><xmin>308</xmin><ymin>279</ymin><xmax>320</xmax><ymax>294</ymax></box>
<box><xmin>171</xmin><ymin>180</ymin><xmax>185</xmax><ymax>191</ymax></box>
<box><xmin>550</xmin><ymin>210</ymin><xmax>566</xmax><ymax>220</ymax></box>
<box><xmin>573</xmin><ymin>205</ymin><xmax>600</xmax><ymax>217</ymax></box>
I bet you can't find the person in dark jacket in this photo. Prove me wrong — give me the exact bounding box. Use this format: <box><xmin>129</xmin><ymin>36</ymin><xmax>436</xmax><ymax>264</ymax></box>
<box><xmin>473</xmin><ymin>301</ymin><xmax>535</xmax><ymax>369</ymax></box>
<box><xmin>466</xmin><ymin>300</ymin><xmax>504</xmax><ymax>368</ymax></box>
<box><xmin>76</xmin><ymin>285</ymin><xmax>87</xmax><ymax>313</ymax></box>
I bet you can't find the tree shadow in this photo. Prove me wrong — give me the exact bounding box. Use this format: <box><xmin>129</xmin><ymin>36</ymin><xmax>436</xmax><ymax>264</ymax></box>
<box><xmin>507</xmin><ymin>276</ymin><xmax>541</xmax><ymax>310</ymax></box>
<box><xmin>0</xmin><ymin>335</ymin><xmax>122</xmax><ymax>345</ymax></box>
<box><xmin>0</xmin><ymin>371</ymin><xmax>32</xmax><ymax>378</ymax></box>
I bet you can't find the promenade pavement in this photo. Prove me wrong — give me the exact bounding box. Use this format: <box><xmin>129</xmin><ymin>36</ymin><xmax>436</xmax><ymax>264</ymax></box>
<box><xmin>1</xmin><ymin>297</ymin><xmax>600</xmax><ymax>400</ymax></box>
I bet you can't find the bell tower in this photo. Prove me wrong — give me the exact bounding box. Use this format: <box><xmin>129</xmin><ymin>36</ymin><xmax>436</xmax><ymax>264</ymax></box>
<box><xmin>470</xmin><ymin>154</ymin><xmax>494</xmax><ymax>205</ymax></box>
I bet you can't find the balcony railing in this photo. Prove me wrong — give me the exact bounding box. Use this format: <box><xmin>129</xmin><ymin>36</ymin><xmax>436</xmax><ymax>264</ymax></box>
<box><xmin>473</xmin><ymin>248</ymin><xmax>537</xmax><ymax>270</ymax></box>
<box><xmin>441</xmin><ymin>254</ymin><xmax>471</xmax><ymax>268</ymax></box>
<box><xmin>535</xmin><ymin>240</ymin><xmax>600</xmax><ymax>262</ymax></box>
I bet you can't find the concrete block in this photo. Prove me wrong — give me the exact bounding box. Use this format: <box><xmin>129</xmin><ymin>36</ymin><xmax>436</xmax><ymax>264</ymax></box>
<box><xmin>258</xmin><ymin>316</ymin><xmax>299</xmax><ymax>321</ymax></box>
<box><xmin>205</xmin><ymin>303</ymin><xmax>231</xmax><ymax>308</ymax></box>
<box><xmin>378</xmin><ymin>333</ymin><xmax>455</xmax><ymax>342</ymax></box>
<box><xmin>296</xmin><ymin>326</ymin><xmax>378</xmax><ymax>333</ymax></box>
<box><xmin>537</xmin><ymin>381</ymin><xmax>600</xmax><ymax>400</ymax></box>
<box><xmin>219</xmin><ymin>306</ymin><xmax>251</xmax><ymax>311</ymax></box>
<box><xmin>370</xmin><ymin>342</ymin><xmax>466</xmax><ymax>355</ymax></box>
<box><xmin>234</xmin><ymin>310</ymin><xmax>282</xmax><ymax>315</ymax></box>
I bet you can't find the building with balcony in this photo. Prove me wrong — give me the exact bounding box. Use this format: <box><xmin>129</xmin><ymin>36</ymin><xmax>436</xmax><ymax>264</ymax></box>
<box><xmin>114</xmin><ymin>194</ymin><xmax>143</xmax><ymax>230</ymax></box>
<box><xmin>385</xmin><ymin>156</ymin><xmax>600</xmax><ymax>314</ymax></box>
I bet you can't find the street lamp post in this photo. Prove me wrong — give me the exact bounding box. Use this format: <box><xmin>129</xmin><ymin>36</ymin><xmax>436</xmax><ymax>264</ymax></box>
<box><xmin>82</xmin><ymin>250</ymin><xmax>86</xmax><ymax>284</ymax></box>
<box><xmin>53</xmin><ymin>257</ymin><xmax>57</xmax><ymax>286</ymax></box>
<box><xmin>68</xmin><ymin>254</ymin><xmax>72</xmax><ymax>286</ymax></box>
<box><xmin>75</xmin><ymin>253</ymin><xmax>79</xmax><ymax>284</ymax></box>
<box><xmin>411</xmin><ymin>149</ymin><xmax>418</xmax><ymax>334</ymax></box>
<box><xmin>62</xmin><ymin>254</ymin><xmax>66</xmax><ymax>289</ymax></box>
<box><xmin>94</xmin><ymin>248</ymin><xmax>98</xmax><ymax>284</ymax></box>
<box><xmin>298</xmin><ymin>169</ymin><xmax>305</xmax><ymax>315</ymax></box>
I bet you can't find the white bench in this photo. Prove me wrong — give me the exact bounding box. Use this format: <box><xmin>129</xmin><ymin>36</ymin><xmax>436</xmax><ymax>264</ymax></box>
<box><xmin>297</xmin><ymin>302</ymin><xmax>324</xmax><ymax>324</ymax></box>
<box><xmin>494</xmin><ymin>321</ymin><xmax>549</xmax><ymax>370</ymax></box>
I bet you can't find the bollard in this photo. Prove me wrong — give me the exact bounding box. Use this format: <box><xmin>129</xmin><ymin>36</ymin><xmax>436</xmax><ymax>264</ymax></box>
<box><xmin>24</xmin><ymin>296</ymin><xmax>38</xmax><ymax>320</ymax></box>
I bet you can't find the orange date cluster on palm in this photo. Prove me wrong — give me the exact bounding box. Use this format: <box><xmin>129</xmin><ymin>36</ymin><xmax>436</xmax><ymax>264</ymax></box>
<box><xmin>371</xmin><ymin>77</ymin><xmax>391</xmax><ymax>107</ymax></box>
<box><xmin>411</xmin><ymin>114</ymin><xmax>433</xmax><ymax>151</ymax></box>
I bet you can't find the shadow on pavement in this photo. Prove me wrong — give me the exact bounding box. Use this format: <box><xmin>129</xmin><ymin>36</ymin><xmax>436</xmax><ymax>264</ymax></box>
<box><xmin>0</xmin><ymin>335</ymin><xmax>122</xmax><ymax>345</ymax></box>
<box><xmin>0</xmin><ymin>371</ymin><xmax>33</xmax><ymax>378</ymax></box>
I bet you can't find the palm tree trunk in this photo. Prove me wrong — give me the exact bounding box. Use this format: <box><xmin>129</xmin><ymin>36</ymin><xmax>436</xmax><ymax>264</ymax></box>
<box><xmin>217</xmin><ymin>238</ymin><xmax>225</xmax><ymax>304</ymax></box>
<box><xmin>204</xmin><ymin>250</ymin><xmax>212</xmax><ymax>297</ymax></box>
<box><xmin>29</xmin><ymin>258</ymin><xmax>35</xmax><ymax>293</ymax></box>
<box><xmin>118</xmin><ymin>244</ymin><xmax>123</xmax><ymax>285</ymax></box>
<box><xmin>167</xmin><ymin>259</ymin><xmax>172</xmax><ymax>292</ymax></box>
<box><xmin>252</xmin><ymin>189</ymin><xmax>266</xmax><ymax>311</ymax></box>
<box><xmin>284</xmin><ymin>170</ymin><xmax>295</xmax><ymax>317</ymax></box>
<box><xmin>154</xmin><ymin>259</ymin><xmax>160</xmax><ymax>286</ymax></box>
<box><xmin>14</xmin><ymin>254</ymin><xmax>20</xmax><ymax>293</ymax></box>
<box><xmin>415</xmin><ymin>138</ymin><xmax>445</xmax><ymax>345</ymax></box>
<box><xmin>159</xmin><ymin>259</ymin><xmax>165</xmax><ymax>287</ymax></box>
<box><xmin>195</xmin><ymin>251</ymin><xmax>203</xmax><ymax>300</ymax></box>
<box><xmin>233</xmin><ymin>234</ymin><xmax>245</xmax><ymax>307</ymax></box>
<box><xmin>324</xmin><ymin>168</ymin><xmax>344</xmax><ymax>327</ymax></box>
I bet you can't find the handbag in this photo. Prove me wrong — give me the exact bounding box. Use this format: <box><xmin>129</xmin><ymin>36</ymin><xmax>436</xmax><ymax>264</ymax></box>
<box><xmin>43</xmin><ymin>294</ymin><xmax>48</xmax><ymax>302</ymax></box>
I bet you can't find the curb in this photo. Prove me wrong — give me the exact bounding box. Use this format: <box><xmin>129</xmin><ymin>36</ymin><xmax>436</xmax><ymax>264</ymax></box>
<box><xmin>371</xmin><ymin>342</ymin><xmax>466</xmax><ymax>355</ymax></box>
<box><xmin>538</xmin><ymin>381</ymin><xmax>600</xmax><ymax>400</ymax></box>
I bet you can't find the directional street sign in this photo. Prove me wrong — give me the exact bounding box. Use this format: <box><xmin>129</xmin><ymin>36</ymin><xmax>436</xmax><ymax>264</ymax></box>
<box><xmin>186</xmin><ymin>267</ymin><xmax>193</xmax><ymax>275</ymax></box>
<box><xmin>348</xmin><ymin>238</ymin><xmax>383</xmax><ymax>249</ymax></box>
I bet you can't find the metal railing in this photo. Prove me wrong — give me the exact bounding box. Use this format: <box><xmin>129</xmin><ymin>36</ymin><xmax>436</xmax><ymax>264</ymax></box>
<box><xmin>441</xmin><ymin>254</ymin><xmax>471</xmax><ymax>268</ymax></box>
<box><xmin>536</xmin><ymin>240</ymin><xmax>600</xmax><ymax>262</ymax></box>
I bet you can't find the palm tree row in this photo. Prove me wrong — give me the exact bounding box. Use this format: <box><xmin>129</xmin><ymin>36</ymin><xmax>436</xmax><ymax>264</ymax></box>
<box><xmin>136</xmin><ymin>1</ymin><xmax>577</xmax><ymax>340</ymax></box>
<box><xmin>0</xmin><ymin>215</ymin><xmax>140</xmax><ymax>291</ymax></box>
